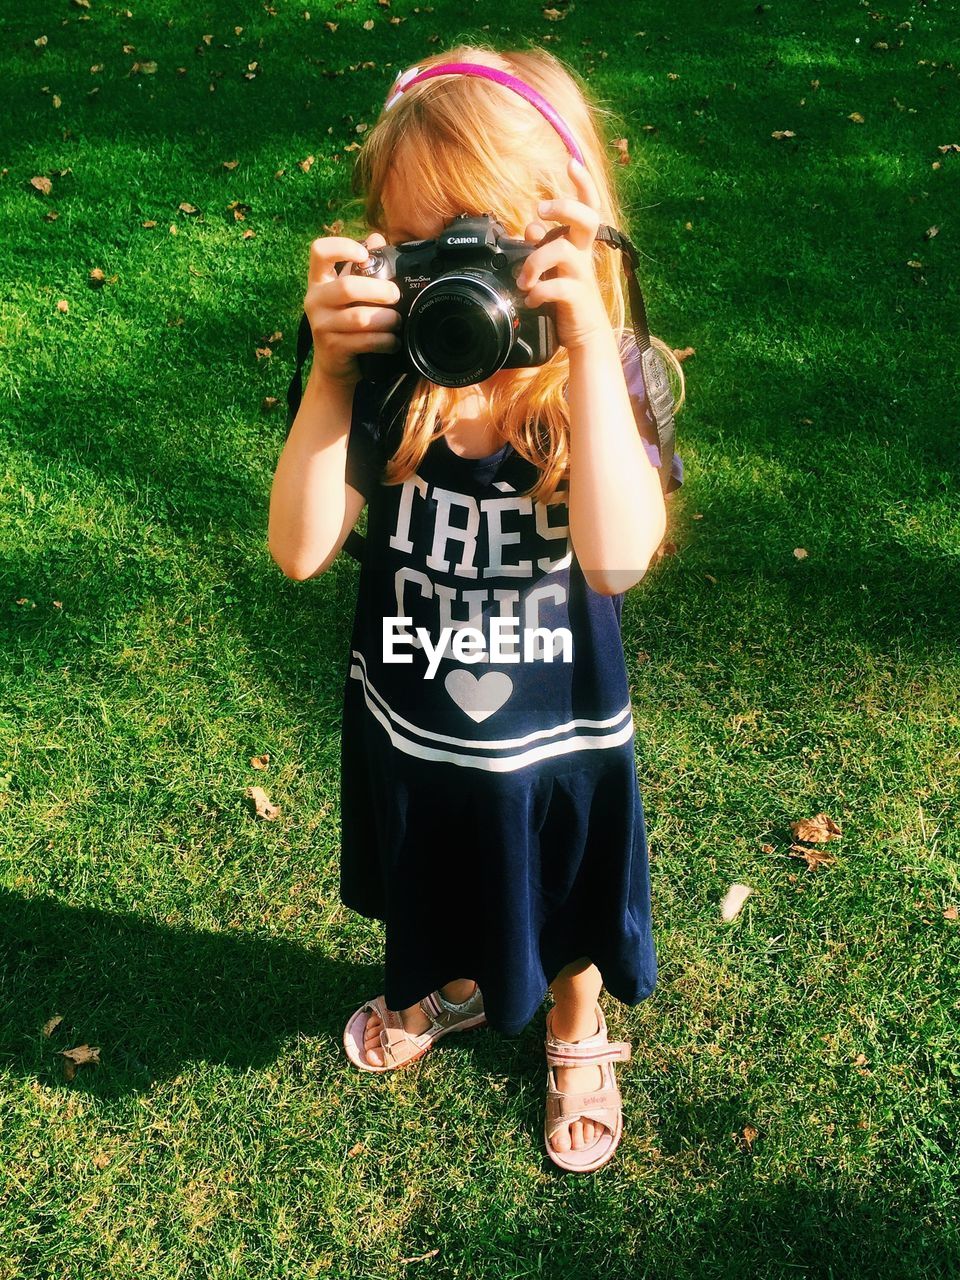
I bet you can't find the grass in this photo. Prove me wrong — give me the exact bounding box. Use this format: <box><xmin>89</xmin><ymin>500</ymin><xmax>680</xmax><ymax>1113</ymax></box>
<box><xmin>2</xmin><ymin>0</ymin><xmax>959</xmax><ymax>1276</ymax></box>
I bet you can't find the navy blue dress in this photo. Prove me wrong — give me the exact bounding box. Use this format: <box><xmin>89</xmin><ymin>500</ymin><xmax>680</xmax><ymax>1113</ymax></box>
<box><xmin>338</xmin><ymin>335</ymin><xmax>684</xmax><ymax>1037</ymax></box>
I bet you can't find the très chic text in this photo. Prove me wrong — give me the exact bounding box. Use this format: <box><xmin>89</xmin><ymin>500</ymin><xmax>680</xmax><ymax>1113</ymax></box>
<box><xmin>383</xmin><ymin>472</ymin><xmax>574</xmax><ymax>672</ymax></box>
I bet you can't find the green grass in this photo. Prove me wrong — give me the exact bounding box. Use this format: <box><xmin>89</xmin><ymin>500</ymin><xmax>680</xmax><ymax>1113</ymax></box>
<box><xmin>2</xmin><ymin>0</ymin><xmax>959</xmax><ymax>1276</ymax></box>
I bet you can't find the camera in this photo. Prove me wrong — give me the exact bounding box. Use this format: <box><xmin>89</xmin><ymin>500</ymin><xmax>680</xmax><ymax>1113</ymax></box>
<box><xmin>339</xmin><ymin>212</ymin><xmax>559</xmax><ymax>388</ymax></box>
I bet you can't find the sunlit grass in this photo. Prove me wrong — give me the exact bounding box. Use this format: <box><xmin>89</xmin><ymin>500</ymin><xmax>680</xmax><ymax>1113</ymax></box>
<box><xmin>2</xmin><ymin>0</ymin><xmax>959</xmax><ymax>1276</ymax></box>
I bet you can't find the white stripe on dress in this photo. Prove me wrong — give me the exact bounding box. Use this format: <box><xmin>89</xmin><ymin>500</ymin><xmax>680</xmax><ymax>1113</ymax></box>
<box><xmin>350</xmin><ymin>649</ymin><xmax>632</xmax><ymax>751</ymax></box>
<box><xmin>348</xmin><ymin>657</ymin><xmax>635</xmax><ymax>771</ymax></box>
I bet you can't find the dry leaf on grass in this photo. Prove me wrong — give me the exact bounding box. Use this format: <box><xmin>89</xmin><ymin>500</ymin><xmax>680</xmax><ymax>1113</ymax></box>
<box><xmin>788</xmin><ymin>844</ymin><xmax>836</xmax><ymax>871</ymax></box>
<box><xmin>791</xmin><ymin>812</ymin><xmax>841</xmax><ymax>843</ymax></box>
<box><xmin>43</xmin><ymin>1015</ymin><xmax>64</xmax><ymax>1037</ymax></box>
<box><xmin>250</xmin><ymin>752</ymin><xmax>271</xmax><ymax>769</ymax></box>
<box><xmin>61</xmin><ymin>1043</ymin><xmax>100</xmax><ymax>1081</ymax></box>
<box><xmin>246</xmin><ymin>785</ymin><xmax>280</xmax><ymax>820</ymax></box>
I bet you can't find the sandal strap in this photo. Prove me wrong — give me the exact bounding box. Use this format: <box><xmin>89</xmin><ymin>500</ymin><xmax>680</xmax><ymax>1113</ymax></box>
<box><xmin>545</xmin><ymin>1061</ymin><xmax>624</xmax><ymax>1140</ymax></box>
<box><xmin>545</xmin><ymin>1039</ymin><xmax>632</xmax><ymax>1068</ymax></box>
<box><xmin>363</xmin><ymin>988</ymin><xmax>482</xmax><ymax>1069</ymax></box>
<box><xmin>548</xmin><ymin>1085</ymin><xmax>621</xmax><ymax>1119</ymax></box>
<box><xmin>545</xmin><ymin>1098</ymin><xmax>622</xmax><ymax>1140</ymax></box>
<box><xmin>365</xmin><ymin>994</ymin><xmax>430</xmax><ymax>1069</ymax></box>
<box><xmin>372</xmin><ymin>995</ymin><xmax>404</xmax><ymax>1032</ymax></box>
<box><xmin>419</xmin><ymin>987</ymin><xmax>483</xmax><ymax>1030</ymax></box>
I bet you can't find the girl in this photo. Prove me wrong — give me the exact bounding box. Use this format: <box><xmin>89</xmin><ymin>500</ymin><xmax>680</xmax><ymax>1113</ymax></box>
<box><xmin>268</xmin><ymin>43</ymin><xmax>685</xmax><ymax>1175</ymax></box>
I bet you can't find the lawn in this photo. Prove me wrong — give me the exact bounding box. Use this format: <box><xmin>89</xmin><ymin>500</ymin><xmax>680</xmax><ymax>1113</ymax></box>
<box><xmin>1</xmin><ymin>1</ymin><xmax>958</xmax><ymax>1277</ymax></box>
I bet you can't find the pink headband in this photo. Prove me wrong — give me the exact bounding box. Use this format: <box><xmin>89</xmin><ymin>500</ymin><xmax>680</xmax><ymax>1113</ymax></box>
<box><xmin>382</xmin><ymin>61</ymin><xmax>586</xmax><ymax>168</ymax></box>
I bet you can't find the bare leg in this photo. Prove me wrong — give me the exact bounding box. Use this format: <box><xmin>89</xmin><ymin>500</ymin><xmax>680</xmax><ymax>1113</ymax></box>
<box><xmin>547</xmin><ymin>957</ymin><xmax>607</xmax><ymax>1153</ymax></box>
<box><xmin>362</xmin><ymin>978</ymin><xmax>478</xmax><ymax>1067</ymax></box>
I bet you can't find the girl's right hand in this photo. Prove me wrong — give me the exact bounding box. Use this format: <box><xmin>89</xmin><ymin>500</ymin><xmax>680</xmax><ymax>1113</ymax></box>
<box><xmin>303</xmin><ymin>232</ymin><xmax>403</xmax><ymax>385</ymax></box>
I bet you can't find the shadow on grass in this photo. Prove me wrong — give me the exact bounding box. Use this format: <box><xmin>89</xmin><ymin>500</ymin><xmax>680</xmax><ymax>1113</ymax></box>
<box><xmin>394</xmin><ymin>1181</ymin><xmax>960</xmax><ymax>1279</ymax></box>
<box><xmin>0</xmin><ymin>884</ymin><xmax>396</xmax><ymax>1096</ymax></box>
<box><xmin>3</xmin><ymin>901</ymin><xmax>958</xmax><ymax>1273</ymax></box>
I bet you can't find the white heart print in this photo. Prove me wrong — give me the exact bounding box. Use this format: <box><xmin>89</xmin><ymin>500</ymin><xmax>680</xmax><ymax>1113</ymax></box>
<box><xmin>444</xmin><ymin>669</ymin><xmax>513</xmax><ymax>723</ymax></box>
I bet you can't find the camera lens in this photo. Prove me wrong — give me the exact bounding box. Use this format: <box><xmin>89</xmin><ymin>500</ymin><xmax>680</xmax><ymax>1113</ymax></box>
<box><xmin>406</xmin><ymin>275</ymin><xmax>514</xmax><ymax>387</ymax></box>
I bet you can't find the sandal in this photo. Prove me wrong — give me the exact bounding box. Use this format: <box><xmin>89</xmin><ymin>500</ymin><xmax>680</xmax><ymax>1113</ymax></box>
<box><xmin>343</xmin><ymin>984</ymin><xmax>487</xmax><ymax>1073</ymax></box>
<box><xmin>543</xmin><ymin>1001</ymin><xmax>633</xmax><ymax>1173</ymax></box>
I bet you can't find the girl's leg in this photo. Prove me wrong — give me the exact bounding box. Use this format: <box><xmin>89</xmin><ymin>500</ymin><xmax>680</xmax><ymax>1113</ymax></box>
<box><xmin>547</xmin><ymin>957</ymin><xmax>606</xmax><ymax>1153</ymax></box>
<box><xmin>361</xmin><ymin>979</ymin><xmax>478</xmax><ymax>1067</ymax></box>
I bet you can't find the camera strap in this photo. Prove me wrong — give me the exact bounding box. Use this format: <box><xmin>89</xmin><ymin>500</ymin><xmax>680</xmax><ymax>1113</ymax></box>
<box><xmin>538</xmin><ymin>221</ymin><xmax>677</xmax><ymax>491</ymax></box>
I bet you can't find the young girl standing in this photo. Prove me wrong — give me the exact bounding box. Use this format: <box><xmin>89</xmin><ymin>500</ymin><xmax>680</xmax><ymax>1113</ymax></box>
<box><xmin>268</xmin><ymin>44</ymin><xmax>685</xmax><ymax>1174</ymax></box>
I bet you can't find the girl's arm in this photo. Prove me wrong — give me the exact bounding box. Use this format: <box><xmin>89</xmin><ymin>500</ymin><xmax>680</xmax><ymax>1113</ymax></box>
<box><xmin>267</xmin><ymin>363</ymin><xmax>366</xmax><ymax>580</ymax></box>
<box><xmin>565</xmin><ymin>326</ymin><xmax>667</xmax><ymax>596</ymax></box>
<box><xmin>269</xmin><ymin>230</ymin><xmax>399</xmax><ymax>580</ymax></box>
<box><xmin>517</xmin><ymin>160</ymin><xmax>668</xmax><ymax>596</ymax></box>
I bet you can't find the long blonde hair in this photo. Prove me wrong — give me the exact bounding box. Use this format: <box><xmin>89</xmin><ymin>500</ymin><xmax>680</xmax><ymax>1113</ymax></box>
<box><xmin>343</xmin><ymin>41</ymin><xmax>685</xmax><ymax>504</ymax></box>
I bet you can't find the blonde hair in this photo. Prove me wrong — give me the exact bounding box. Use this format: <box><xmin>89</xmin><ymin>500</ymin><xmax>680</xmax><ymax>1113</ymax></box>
<box><xmin>343</xmin><ymin>41</ymin><xmax>685</xmax><ymax>504</ymax></box>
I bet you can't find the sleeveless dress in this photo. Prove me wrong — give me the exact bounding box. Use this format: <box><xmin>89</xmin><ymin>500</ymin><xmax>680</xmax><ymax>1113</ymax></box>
<box><xmin>337</xmin><ymin>335</ymin><xmax>684</xmax><ymax>1037</ymax></box>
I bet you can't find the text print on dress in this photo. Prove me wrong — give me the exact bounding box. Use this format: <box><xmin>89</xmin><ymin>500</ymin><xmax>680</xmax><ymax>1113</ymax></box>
<box><xmin>386</xmin><ymin>471</ymin><xmax>573</xmax><ymax>666</ymax></box>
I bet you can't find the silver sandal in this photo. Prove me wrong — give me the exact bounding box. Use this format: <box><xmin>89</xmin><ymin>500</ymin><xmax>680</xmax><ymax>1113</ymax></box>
<box><xmin>343</xmin><ymin>984</ymin><xmax>487</xmax><ymax>1072</ymax></box>
<box><xmin>543</xmin><ymin>1002</ymin><xmax>633</xmax><ymax>1173</ymax></box>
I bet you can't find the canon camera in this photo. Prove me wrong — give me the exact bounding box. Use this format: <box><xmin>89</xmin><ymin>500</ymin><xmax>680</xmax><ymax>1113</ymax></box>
<box><xmin>339</xmin><ymin>212</ymin><xmax>559</xmax><ymax>388</ymax></box>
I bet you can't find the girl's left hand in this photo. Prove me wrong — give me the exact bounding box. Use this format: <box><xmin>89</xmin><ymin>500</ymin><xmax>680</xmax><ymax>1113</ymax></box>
<box><xmin>517</xmin><ymin>156</ymin><xmax>612</xmax><ymax>353</ymax></box>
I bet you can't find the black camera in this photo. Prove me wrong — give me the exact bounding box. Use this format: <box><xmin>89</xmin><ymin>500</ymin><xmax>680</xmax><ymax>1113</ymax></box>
<box><xmin>339</xmin><ymin>212</ymin><xmax>558</xmax><ymax>388</ymax></box>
